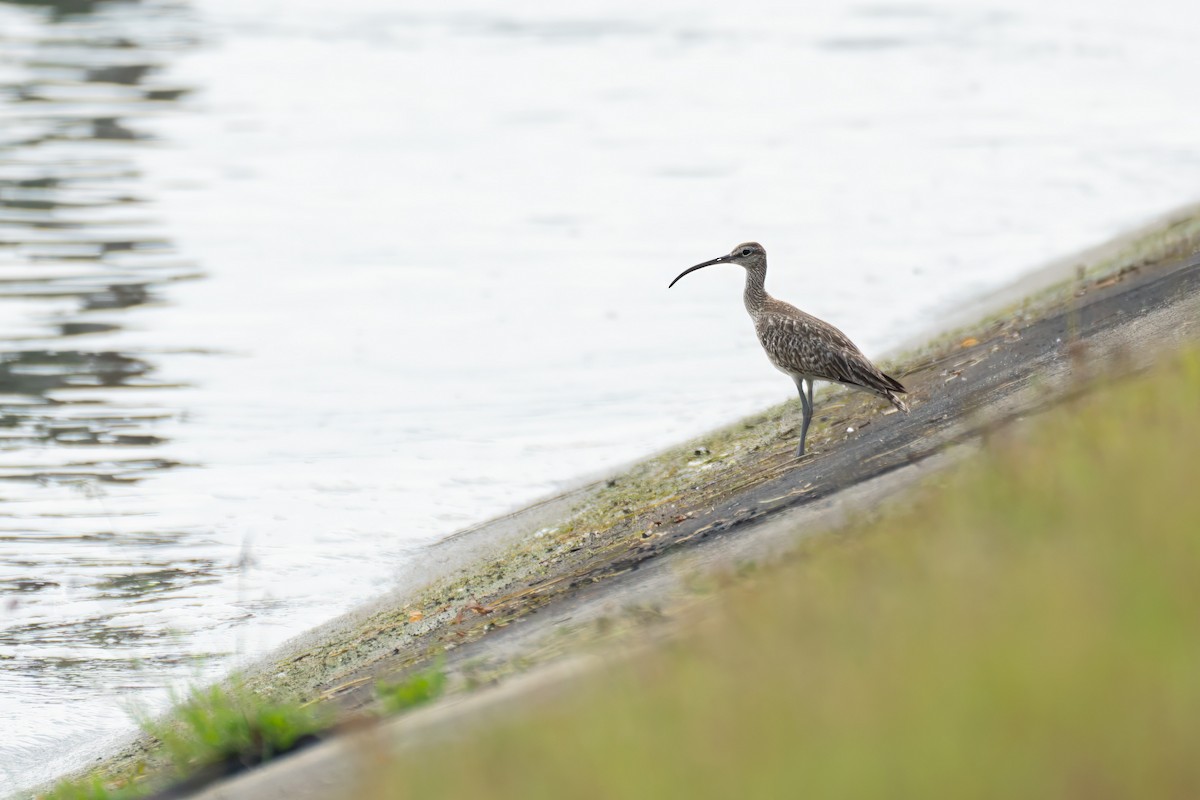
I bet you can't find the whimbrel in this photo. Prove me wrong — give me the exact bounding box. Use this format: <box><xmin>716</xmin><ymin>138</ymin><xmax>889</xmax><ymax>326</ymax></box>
<box><xmin>669</xmin><ymin>241</ymin><xmax>909</xmax><ymax>456</ymax></box>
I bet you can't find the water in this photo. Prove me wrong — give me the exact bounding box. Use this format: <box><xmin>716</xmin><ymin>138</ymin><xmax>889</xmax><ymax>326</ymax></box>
<box><xmin>2</xmin><ymin>0</ymin><xmax>1199</xmax><ymax>791</ymax></box>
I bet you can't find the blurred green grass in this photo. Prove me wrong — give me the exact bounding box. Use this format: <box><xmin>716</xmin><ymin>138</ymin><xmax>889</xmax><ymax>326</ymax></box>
<box><xmin>362</xmin><ymin>347</ymin><xmax>1200</xmax><ymax>799</ymax></box>
<box><xmin>38</xmin><ymin>779</ymin><xmax>140</xmax><ymax>800</ymax></box>
<box><xmin>376</xmin><ymin>660</ymin><xmax>447</xmax><ymax>715</ymax></box>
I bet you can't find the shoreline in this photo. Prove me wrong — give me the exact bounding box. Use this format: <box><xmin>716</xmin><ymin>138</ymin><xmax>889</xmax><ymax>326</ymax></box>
<box><xmin>30</xmin><ymin>206</ymin><xmax>1200</xmax><ymax>798</ymax></box>
<box><xmin>253</xmin><ymin>201</ymin><xmax>1200</xmax><ymax>699</ymax></box>
<box><xmin>900</xmin><ymin>201</ymin><xmax>1200</xmax><ymax>352</ymax></box>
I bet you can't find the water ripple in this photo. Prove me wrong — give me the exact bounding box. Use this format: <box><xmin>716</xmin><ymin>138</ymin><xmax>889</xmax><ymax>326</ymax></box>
<box><xmin>0</xmin><ymin>0</ymin><xmax>207</xmax><ymax>788</ymax></box>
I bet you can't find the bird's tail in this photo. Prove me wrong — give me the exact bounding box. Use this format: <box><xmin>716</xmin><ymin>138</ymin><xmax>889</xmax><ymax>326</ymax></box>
<box><xmin>885</xmin><ymin>389</ymin><xmax>910</xmax><ymax>413</ymax></box>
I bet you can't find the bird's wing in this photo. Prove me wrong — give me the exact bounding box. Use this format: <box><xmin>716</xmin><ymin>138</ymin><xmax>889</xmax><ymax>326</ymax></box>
<box><xmin>758</xmin><ymin>312</ymin><xmax>905</xmax><ymax>396</ymax></box>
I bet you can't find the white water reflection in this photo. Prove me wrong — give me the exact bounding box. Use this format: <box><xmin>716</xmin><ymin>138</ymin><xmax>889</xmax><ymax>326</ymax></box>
<box><xmin>0</xmin><ymin>1</ymin><xmax>209</xmax><ymax>790</ymax></box>
<box><xmin>4</xmin><ymin>0</ymin><xmax>1200</xmax><ymax>792</ymax></box>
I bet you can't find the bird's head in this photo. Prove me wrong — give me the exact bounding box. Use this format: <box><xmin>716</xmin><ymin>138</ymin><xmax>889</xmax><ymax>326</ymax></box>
<box><xmin>669</xmin><ymin>241</ymin><xmax>766</xmax><ymax>288</ymax></box>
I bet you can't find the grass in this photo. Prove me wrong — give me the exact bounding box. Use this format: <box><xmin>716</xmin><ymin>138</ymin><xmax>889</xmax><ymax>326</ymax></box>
<box><xmin>376</xmin><ymin>661</ymin><xmax>448</xmax><ymax>715</ymax></box>
<box><xmin>37</xmin><ymin>779</ymin><xmax>141</xmax><ymax>800</ymax></box>
<box><xmin>141</xmin><ymin>684</ymin><xmax>327</xmax><ymax>773</ymax></box>
<box><xmin>352</xmin><ymin>345</ymin><xmax>1200</xmax><ymax>799</ymax></box>
<box><xmin>37</xmin><ymin>667</ymin><xmax>457</xmax><ymax>798</ymax></box>
<box><xmin>37</xmin><ymin>684</ymin><xmax>328</xmax><ymax>799</ymax></box>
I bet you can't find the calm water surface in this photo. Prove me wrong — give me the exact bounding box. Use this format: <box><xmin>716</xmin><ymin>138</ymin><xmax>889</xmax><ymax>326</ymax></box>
<box><xmin>3</xmin><ymin>0</ymin><xmax>1200</xmax><ymax>791</ymax></box>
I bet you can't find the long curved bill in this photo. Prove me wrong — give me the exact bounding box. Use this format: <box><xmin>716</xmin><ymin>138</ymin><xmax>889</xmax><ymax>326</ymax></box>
<box><xmin>668</xmin><ymin>255</ymin><xmax>729</xmax><ymax>288</ymax></box>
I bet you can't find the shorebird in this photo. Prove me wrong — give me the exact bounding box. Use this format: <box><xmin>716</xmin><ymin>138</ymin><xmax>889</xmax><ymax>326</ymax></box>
<box><xmin>669</xmin><ymin>241</ymin><xmax>909</xmax><ymax>456</ymax></box>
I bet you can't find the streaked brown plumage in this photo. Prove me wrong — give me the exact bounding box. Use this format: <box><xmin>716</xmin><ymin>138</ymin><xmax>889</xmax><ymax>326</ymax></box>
<box><xmin>669</xmin><ymin>241</ymin><xmax>908</xmax><ymax>456</ymax></box>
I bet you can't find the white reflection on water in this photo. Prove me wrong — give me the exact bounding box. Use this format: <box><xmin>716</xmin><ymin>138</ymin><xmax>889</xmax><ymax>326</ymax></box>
<box><xmin>3</xmin><ymin>0</ymin><xmax>1200</xmax><ymax>791</ymax></box>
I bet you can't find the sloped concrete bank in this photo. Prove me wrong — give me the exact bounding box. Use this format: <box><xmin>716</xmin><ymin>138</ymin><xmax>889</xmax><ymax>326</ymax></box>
<box><xmin>39</xmin><ymin>205</ymin><xmax>1200</xmax><ymax>799</ymax></box>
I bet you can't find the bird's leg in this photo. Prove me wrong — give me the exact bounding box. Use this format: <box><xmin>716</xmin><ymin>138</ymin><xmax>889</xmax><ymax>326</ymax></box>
<box><xmin>795</xmin><ymin>377</ymin><xmax>813</xmax><ymax>457</ymax></box>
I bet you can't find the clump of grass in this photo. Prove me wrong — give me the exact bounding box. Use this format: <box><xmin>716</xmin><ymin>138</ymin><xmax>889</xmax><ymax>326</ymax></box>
<box><xmin>38</xmin><ymin>778</ymin><xmax>142</xmax><ymax>800</ymax></box>
<box><xmin>142</xmin><ymin>684</ymin><xmax>327</xmax><ymax>773</ymax></box>
<box><xmin>38</xmin><ymin>684</ymin><xmax>327</xmax><ymax>799</ymax></box>
<box><xmin>354</xmin><ymin>346</ymin><xmax>1200</xmax><ymax>798</ymax></box>
<box><xmin>376</xmin><ymin>661</ymin><xmax>447</xmax><ymax>715</ymax></box>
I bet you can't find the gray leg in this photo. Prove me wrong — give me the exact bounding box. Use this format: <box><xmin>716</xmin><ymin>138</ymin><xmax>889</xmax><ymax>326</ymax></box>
<box><xmin>795</xmin><ymin>378</ymin><xmax>813</xmax><ymax>457</ymax></box>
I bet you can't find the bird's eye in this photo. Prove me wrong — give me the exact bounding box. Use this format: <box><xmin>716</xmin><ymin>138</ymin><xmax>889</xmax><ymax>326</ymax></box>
<box><xmin>741</xmin><ymin>248</ymin><xmax>753</xmax><ymax>256</ymax></box>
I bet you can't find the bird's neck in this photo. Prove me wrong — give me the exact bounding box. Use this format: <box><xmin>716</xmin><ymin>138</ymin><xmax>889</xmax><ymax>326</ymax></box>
<box><xmin>743</xmin><ymin>265</ymin><xmax>768</xmax><ymax>315</ymax></box>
